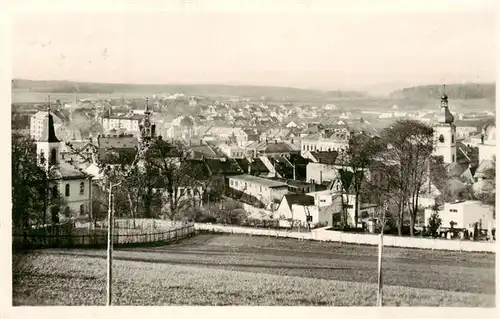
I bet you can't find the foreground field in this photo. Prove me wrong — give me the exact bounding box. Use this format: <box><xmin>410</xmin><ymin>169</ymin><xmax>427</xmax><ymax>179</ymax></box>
<box><xmin>13</xmin><ymin>234</ymin><xmax>495</xmax><ymax>306</ymax></box>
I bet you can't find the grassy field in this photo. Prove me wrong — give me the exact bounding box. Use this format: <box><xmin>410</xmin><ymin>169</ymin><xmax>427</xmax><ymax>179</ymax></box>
<box><xmin>13</xmin><ymin>234</ymin><xmax>495</xmax><ymax>306</ymax></box>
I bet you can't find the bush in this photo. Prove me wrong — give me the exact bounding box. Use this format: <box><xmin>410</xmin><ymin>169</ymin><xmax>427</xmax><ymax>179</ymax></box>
<box><xmin>427</xmin><ymin>208</ymin><xmax>442</xmax><ymax>238</ymax></box>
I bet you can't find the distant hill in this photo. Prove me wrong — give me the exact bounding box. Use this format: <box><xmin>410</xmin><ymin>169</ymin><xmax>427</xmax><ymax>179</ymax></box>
<box><xmin>390</xmin><ymin>83</ymin><xmax>495</xmax><ymax>100</ymax></box>
<box><xmin>12</xmin><ymin>79</ymin><xmax>367</xmax><ymax>100</ymax></box>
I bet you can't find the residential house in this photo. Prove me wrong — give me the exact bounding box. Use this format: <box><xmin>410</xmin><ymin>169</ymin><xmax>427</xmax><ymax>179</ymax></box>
<box><xmin>273</xmin><ymin>194</ymin><xmax>323</xmax><ymax>226</ymax></box>
<box><xmin>227</xmin><ymin>174</ymin><xmax>289</xmax><ymax>205</ymax></box>
<box><xmin>301</xmin><ymin>130</ymin><xmax>349</xmax><ymax>156</ymax></box>
<box><xmin>218</xmin><ymin>143</ymin><xmax>245</xmax><ymax>159</ymax></box>
<box><xmin>478</xmin><ymin>123</ymin><xmax>496</xmax><ymax>163</ymax></box>
<box><xmin>424</xmin><ymin>200</ymin><xmax>494</xmax><ymax>232</ymax></box>
<box><xmin>286</xmin><ymin>121</ymin><xmax>299</xmax><ymax>128</ymax></box>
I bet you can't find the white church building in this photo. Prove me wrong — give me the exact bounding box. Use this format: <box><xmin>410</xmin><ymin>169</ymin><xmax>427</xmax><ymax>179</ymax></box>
<box><xmin>36</xmin><ymin>107</ymin><xmax>92</xmax><ymax>222</ymax></box>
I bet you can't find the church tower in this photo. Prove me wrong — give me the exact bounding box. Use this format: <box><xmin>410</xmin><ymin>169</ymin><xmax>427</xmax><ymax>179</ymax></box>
<box><xmin>36</xmin><ymin>96</ymin><xmax>61</xmax><ymax>170</ymax></box>
<box><xmin>139</xmin><ymin>97</ymin><xmax>156</xmax><ymax>147</ymax></box>
<box><xmin>433</xmin><ymin>85</ymin><xmax>456</xmax><ymax>163</ymax></box>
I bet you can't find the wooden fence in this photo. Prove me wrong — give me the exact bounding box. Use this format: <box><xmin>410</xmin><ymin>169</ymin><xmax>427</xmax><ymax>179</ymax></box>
<box><xmin>12</xmin><ymin>223</ymin><xmax>195</xmax><ymax>250</ymax></box>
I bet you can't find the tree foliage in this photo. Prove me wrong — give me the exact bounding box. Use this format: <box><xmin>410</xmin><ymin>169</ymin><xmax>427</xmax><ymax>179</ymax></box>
<box><xmin>376</xmin><ymin>120</ymin><xmax>434</xmax><ymax>236</ymax></box>
<box><xmin>11</xmin><ymin>133</ymin><xmax>53</xmax><ymax>228</ymax></box>
<box><xmin>427</xmin><ymin>205</ymin><xmax>442</xmax><ymax>238</ymax></box>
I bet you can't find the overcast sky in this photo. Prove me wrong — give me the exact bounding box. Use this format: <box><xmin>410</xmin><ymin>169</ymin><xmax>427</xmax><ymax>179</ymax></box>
<box><xmin>11</xmin><ymin>1</ymin><xmax>496</xmax><ymax>90</ymax></box>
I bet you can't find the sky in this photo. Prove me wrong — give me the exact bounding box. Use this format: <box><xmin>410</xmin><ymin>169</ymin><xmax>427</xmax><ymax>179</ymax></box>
<box><xmin>10</xmin><ymin>0</ymin><xmax>497</xmax><ymax>91</ymax></box>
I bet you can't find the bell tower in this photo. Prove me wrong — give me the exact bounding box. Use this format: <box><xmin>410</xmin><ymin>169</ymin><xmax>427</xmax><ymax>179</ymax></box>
<box><xmin>139</xmin><ymin>97</ymin><xmax>156</xmax><ymax>147</ymax></box>
<box><xmin>433</xmin><ymin>85</ymin><xmax>457</xmax><ymax>163</ymax></box>
<box><xmin>36</xmin><ymin>95</ymin><xmax>61</xmax><ymax>170</ymax></box>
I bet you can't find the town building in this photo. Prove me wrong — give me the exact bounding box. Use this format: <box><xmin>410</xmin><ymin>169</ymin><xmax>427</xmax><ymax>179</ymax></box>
<box><xmin>35</xmin><ymin>106</ymin><xmax>91</xmax><ymax>222</ymax></box>
<box><xmin>227</xmin><ymin>174</ymin><xmax>288</xmax><ymax>204</ymax></box>
<box><xmin>424</xmin><ymin>200</ymin><xmax>494</xmax><ymax>233</ymax></box>
<box><xmin>432</xmin><ymin>88</ymin><xmax>457</xmax><ymax>164</ymax></box>
<box><xmin>478</xmin><ymin>123</ymin><xmax>496</xmax><ymax>163</ymax></box>
<box><xmin>101</xmin><ymin>110</ymin><xmax>143</xmax><ymax>135</ymax></box>
<box><xmin>30</xmin><ymin>109</ymin><xmax>63</xmax><ymax>141</ymax></box>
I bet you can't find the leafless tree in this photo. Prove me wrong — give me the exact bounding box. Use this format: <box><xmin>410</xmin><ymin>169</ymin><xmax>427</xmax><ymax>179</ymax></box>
<box><xmin>378</xmin><ymin>120</ymin><xmax>434</xmax><ymax>236</ymax></box>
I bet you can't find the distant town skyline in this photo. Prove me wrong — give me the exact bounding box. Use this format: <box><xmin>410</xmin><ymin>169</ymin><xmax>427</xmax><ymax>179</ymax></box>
<box><xmin>11</xmin><ymin>1</ymin><xmax>496</xmax><ymax>92</ymax></box>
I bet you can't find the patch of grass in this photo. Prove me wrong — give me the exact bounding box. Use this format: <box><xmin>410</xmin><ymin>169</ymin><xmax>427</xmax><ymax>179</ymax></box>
<box><xmin>13</xmin><ymin>253</ymin><xmax>495</xmax><ymax>306</ymax></box>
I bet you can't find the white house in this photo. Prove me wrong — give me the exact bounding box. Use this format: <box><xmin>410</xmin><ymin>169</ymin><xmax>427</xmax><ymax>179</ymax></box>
<box><xmin>217</xmin><ymin>143</ymin><xmax>245</xmax><ymax>159</ymax></box>
<box><xmin>228</xmin><ymin>175</ymin><xmax>289</xmax><ymax>204</ymax></box>
<box><xmin>273</xmin><ymin>194</ymin><xmax>326</xmax><ymax>227</ymax></box>
<box><xmin>424</xmin><ymin>200</ymin><xmax>494</xmax><ymax>231</ymax></box>
<box><xmin>478</xmin><ymin>124</ymin><xmax>495</xmax><ymax>163</ymax></box>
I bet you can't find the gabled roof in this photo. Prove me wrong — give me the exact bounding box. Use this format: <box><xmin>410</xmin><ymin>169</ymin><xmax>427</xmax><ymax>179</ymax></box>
<box><xmin>204</xmin><ymin>158</ymin><xmax>243</xmax><ymax>176</ymax></box>
<box><xmin>309</xmin><ymin>151</ymin><xmax>341</xmax><ymax>165</ymax></box>
<box><xmin>445</xmin><ymin>162</ymin><xmax>469</xmax><ymax>178</ymax></box>
<box><xmin>48</xmin><ymin>161</ymin><xmax>88</xmax><ymax>180</ymax></box>
<box><xmin>96</xmin><ymin>134</ymin><xmax>138</xmax><ymax>148</ymax></box>
<box><xmin>474</xmin><ymin>160</ymin><xmax>494</xmax><ymax>178</ymax></box>
<box><xmin>262</xmin><ymin>142</ymin><xmax>294</xmax><ymax>154</ymax></box>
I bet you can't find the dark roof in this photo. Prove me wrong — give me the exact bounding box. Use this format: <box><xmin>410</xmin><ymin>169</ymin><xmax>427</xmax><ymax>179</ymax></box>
<box><xmin>48</xmin><ymin>161</ymin><xmax>87</xmax><ymax>180</ymax></box>
<box><xmin>310</xmin><ymin>151</ymin><xmax>340</xmax><ymax>165</ymax></box>
<box><xmin>96</xmin><ymin>135</ymin><xmax>138</xmax><ymax>148</ymax></box>
<box><xmin>190</xmin><ymin>145</ymin><xmax>218</xmax><ymax>159</ymax></box>
<box><xmin>204</xmin><ymin>158</ymin><xmax>243</xmax><ymax>176</ymax></box>
<box><xmin>446</xmin><ymin>162</ymin><xmax>469</xmax><ymax>178</ymax></box>
<box><xmin>262</xmin><ymin>142</ymin><xmax>294</xmax><ymax>154</ymax></box>
<box><xmin>236</xmin><ymin>158</ymin><xmax>270</xmax><ymax>175</ymax></box>
<box><xmin>283</xmin><ymin>194</ymin><xmax>315</xmax><ymax>208</ymax></box>
<box><xmin>39</xmin><ymin>112</ymin><xmax>60</xmax><ymax>143</ymax></box>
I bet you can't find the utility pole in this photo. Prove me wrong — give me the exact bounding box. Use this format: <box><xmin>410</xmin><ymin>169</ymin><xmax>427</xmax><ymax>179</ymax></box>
<box><xmin>377</xmin><ymin>201</ymin><xmax>388</xmax><ymax>307</ymax></box>
<box><xmin>106</xmin><ymin>179</ymin><xmax>121</xmax><ymax>306</ymax></box>
<box><xmin>107</xmin><ymin>182</ymin><xmax>113</xmax><ymax>306</ymax></box>
<box><xmin>377</xmin><ymin>232</ymin><xmax>383</xmax><ymax>307</ymax></box>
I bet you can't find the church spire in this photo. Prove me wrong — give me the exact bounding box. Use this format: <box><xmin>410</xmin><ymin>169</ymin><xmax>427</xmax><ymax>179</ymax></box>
<box><xmin>438</xmin><ymin>84</ymin><xmax>454</xmax><ymax>125</ymax></box>
<box><xmin>40</xmin><ymin>95</ymin><xmax>60</xmax><ymax>143</ymax></box>
<box><xmin>440</xmin><ymin>84</ymin><xmax>448</xmax><ymax>108</ymax></box>
<box><xmin>145</xmin><ymin>97</ymin><xmax>150</xmax><ymax>114</ymax></box>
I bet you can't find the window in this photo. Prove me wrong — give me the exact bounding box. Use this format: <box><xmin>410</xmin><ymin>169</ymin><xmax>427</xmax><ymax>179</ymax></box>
<box><xmin>260</xmin><ymin>186</ymin><xmax>262</xmax><ymax>192</ymax></box>
<box><xmin>451</xmin><ymin>135</ymin><xmax>455</xmax><ymax>143</ymax></box>
<box><xmin>438</xmin><ymin>134</ymin><xmax>445</xmax><ymax>143</ymax></box>
<box><xmin>80</xmin><ymin>204</ymin><xmax>85</xmax><ymax>215</ymax></box>
<box><xmin>65</xmin><ymin>184</ymin><xmax>70</xmax><ymax>197</ymax></box>
<box><xmin>449</xmin><ymin>209</ymin><xmax>458</xmax><ymax>212</ymax></box>
<box><xmin>346</xmin><ymin>205</ymin><xmax>353</xmax><ymax>209</ymax></box>
<box><xmin>452</xmin><ymin>154</ymin><xmax>455</xmax><ymax>162</ymax></box>
<box><xmin>79</xmin><ymin>182</ymin><xmax>85</xmax><ymax>195</ymax></box>
<box><xmin>50</xmin><ymin>149</ymin><xmax>57</xmax><ymax>165</ymax></box>
<box><xmin>40</xmin><ymin>150</ymin><xmax>45</xmax><ymax>165</ymax></box>
<box><xmin>64</xmin><ymin>206</ymin><xmax>70</xmax><ymax>217</ymax></box>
